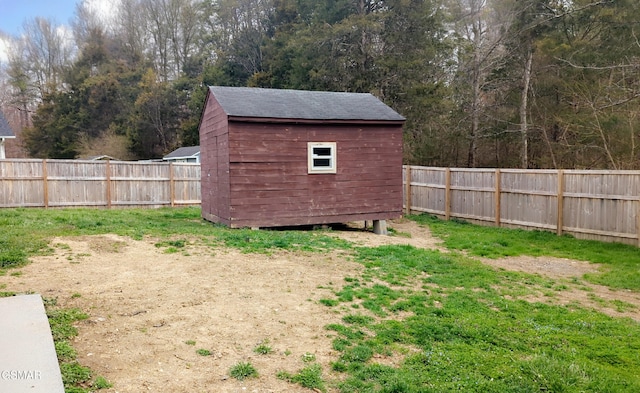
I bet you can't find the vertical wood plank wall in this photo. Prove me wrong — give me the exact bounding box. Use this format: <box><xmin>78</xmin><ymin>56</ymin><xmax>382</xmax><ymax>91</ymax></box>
<box><xmin>0</xmin><ymin>159</ymin><xmax>200</xmax><ymax>209</ymax></box>
<box><xmin>404</xmin><ymin>166</ymin><xmax>640</xmax><ymax>246</ymax></box>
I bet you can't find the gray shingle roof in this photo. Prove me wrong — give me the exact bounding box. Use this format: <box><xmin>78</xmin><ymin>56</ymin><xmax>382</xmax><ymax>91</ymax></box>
<box><xmin>209</xmin><ymin>86</ymin><xmax>405</xmax><ymax>122</ymax></box>
<box><xmin>164</xmin><ymin>146</ymin><xmax>200</xmax><ymax>159</ymax></box>
<box><xmin>0</xmin><ymin>111</ymin><xmax>15</xmax><ymax>138</ymax></box>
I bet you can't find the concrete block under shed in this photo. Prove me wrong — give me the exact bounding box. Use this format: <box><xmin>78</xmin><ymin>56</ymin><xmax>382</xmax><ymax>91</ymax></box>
<box><xmin>0</xmin><ymin>294</ymin><xmax>65</xmax><ymax>393</ymax></box>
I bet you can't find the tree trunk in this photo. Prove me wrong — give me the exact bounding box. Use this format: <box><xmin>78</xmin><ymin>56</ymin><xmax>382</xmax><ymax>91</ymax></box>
<box><xmin>468</xmin><ymin>58</ymin><xmax>481</xmax><ymax>168</ymax></box>
<box><xmin>520</xmin><ymin>44</ymin><xmax>533</xmax><ymax>169</ymax></box>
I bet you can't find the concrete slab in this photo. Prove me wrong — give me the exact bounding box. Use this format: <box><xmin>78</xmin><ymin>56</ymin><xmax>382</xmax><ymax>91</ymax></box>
<box><xmin>0</xmin><ymin>294</ymin><xmax>65</xmax><ymax>393</ymax></box>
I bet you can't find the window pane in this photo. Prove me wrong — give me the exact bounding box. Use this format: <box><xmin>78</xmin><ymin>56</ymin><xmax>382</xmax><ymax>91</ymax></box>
<box><xmin>313</xmin><ymin>158</ymin><xmax>331</xmax><ymax>167</ymax></box>
<box><xmin>313</xmin><ymin>147</ymin><xmax>331</xmax><ymax>156</ymax></box>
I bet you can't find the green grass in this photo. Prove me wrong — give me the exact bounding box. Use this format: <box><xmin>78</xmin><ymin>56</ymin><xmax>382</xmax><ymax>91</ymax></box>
<box><xmin>2</xmin><ymin>208</ymin><xmax>640</xmax><ymax>392</ymax></box>
<box><xmin>92</xmin><ymin>375</ymin><xmax>112</xmax><ymax>389</ymax></box>
<box><xmin>253</xmin><ymin>340</ymin><xmax>273</xmax><ymax>355</ymax></box>
<box><xmin>155</xmin><ymin>239</ymin><xmax>188</xmax><ymax>254</ymax></box>
<box><xmin>213</xmin><ymin>227</ymin><xmax>351</xmax><ymax>254</ymax></box>
<box><xmin>0</xmin><ymin>207</ymin><xmax>352</xmax><ymax>269</ymax></box>
<box><xmin>229</xmin><ymin>361</ymin><xmax>258</xmax><ymax>380</ymax></box>
<box><xmin>45</xmin><ymin>302</ymin><xmax>111</xmax><ymax>392</ymax></box>
<box><xmin>410</xmin><ymin>214</ymin><xmax>640</xmax><ymax>291</ymax></box>
<box><xmin>60</xmin><ymin>362</ymin><xmax>91</xmax><ymax>386</ymax></box>
<box><xmin>277</xmin><ymin>363</ymin><xmax>326</xmax><ymax>392</ymax></box>
<box><xmin>0</xmin><ymin>207</ymin><xmax>206</xmax><ymax>267</ymax></box>
<box><xmin>301</xmin><ymin>352</ymin><xmax>317</xmax><ymax>363</ymax></box>
<box><xmin>320</xmin><ymin>242</ymin><xmax>640</xmax><ymax>392</ymax></box>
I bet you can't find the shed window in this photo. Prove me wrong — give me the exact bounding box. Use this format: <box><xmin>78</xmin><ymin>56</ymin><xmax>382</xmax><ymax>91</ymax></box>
<box><xmin>308</xmin><ymin>142</ymin><xmax>337</xmax><ymax>174</ymax></box>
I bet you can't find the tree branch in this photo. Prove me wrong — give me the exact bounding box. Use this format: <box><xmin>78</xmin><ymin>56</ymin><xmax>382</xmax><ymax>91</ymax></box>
<box><xmin>554</xmin><ymin>57</ymin><xmax>638</xmax><ymax>70</ymax></box>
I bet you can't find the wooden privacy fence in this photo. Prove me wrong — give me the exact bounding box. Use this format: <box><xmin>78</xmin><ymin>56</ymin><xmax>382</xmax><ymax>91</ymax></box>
<box><xmin>4</xmin><ymin>160</ymin><xmax>639</xmax><ymax>245</ymax></box>
<box><xmin>404</xmin><ymin>166</ymin><xmax>640</xmax><ymax>246</ymax></box>
<box><xmin>0</xmin><ymin>159</ymin><xmax>200</xmax><ymax>208</ymax></box>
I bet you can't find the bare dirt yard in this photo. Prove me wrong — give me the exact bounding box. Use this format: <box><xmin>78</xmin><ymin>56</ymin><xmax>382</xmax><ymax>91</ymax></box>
<box><xmin>2</xmin><ymin>218</ymin><xmax>639</xmax><ymax>392</ymax></box>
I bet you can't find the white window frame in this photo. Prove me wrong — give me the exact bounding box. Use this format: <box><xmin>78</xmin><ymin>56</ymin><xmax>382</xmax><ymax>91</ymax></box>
<box><xmin>307</xmin><ymin>142</ymin><xmax>337</xmax><ymax>174</ymax></box>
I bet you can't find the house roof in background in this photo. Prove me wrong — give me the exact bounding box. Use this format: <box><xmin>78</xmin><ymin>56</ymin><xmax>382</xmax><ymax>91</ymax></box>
<box><xmin>209</xmin><ymin>86</ymin><xmax>405</xmax><ymax>122</ymax></box>
<box><xmin>163</xmin><ymin>146</ymin><xmax>200</xmax><ymax>160</ymax></box>
<box><xmin>83</xmin><ymin>155</ymin><xmax>119</xmax><ymax>161</ymax></box>
<box><xmin>0</xmin><ymin>111</ymin><xmax>15</xmax><ymax>138</ymax></box>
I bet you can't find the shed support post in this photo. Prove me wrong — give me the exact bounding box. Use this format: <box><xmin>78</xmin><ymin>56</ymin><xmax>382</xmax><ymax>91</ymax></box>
<box><xmin>373</xmin><ymin>220</ymin><xmax>388</xmax><ymax>235</ymax></box>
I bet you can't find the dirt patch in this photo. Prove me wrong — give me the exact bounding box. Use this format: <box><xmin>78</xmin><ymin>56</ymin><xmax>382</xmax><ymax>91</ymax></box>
<box><xmin>478</xmin><ymin>255</ymin><xmax>640</xmax><ymax>321</ymax></box>
<box><xmin>1</xmin><ymin>220</ymin><xmax>639</xmax><ymax>392</ymax></box>
<box><xmin>331</xmin><ymin>218</ymin><xmax>444</xmax><ymax>250</ymax></box>
<box><xmin>478</xmin><ymin>255</ymin><xmax>600</xmax><ymax>279</ymax></box>
<box><xmin>4</xmin><ymin>235</ymin><xmax>361</xmax><ymax>392</ymax></box>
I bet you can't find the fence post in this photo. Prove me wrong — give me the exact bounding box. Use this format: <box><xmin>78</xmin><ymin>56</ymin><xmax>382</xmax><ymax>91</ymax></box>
<box><xmin>404</xmin><ymin>166</ymin><xmax>412</xmax><ymax>216</ymax></box>
<box><xmin>557</xmin><ymin>169</ymin><xmax>564</xmax><ymax>236</ymax></box>
<box><xmin>42</xmin><ymin>160</ymin><xmax>49</xmax><ymax>209</ymax></box>
<box><xmin>445</xmin><ymin>168</ymin><xmax>451</xmax><ymax>220</ymax></box>
<box><xmin>105</xmin><ymin>160</ymin><xmax>112</xmax><ymax>209</ymax></box>
<box><xmin>169</xmin><ymin>162</ymin><xmax>175</xmax><ymax>207</ymax></box>
<box><xmin>495</xmin><ymin>169</ymin><xmax>501</xmax><ymax>226</ymax></box>
<box><xmin>636</xmin><ymin>200</ymin><xmax>640</xmax><ymax>248</ymax></box>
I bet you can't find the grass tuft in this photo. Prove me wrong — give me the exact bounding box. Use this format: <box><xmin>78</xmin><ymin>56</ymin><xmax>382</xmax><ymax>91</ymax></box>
<box><xmin>93</xmin><ymin>375</ymin><xmax>112</xmax><ymax>389</ymax></box>
<box><xmin>277</xmin><ymin>363</ymin><xmax>325</xmax><ymax>392</ymax></box>
<box><xmin>229</xmin><ymin>361</ymin><xmax>258</xmax><ymax>380</ymax></box>
<box><xmin>253</xmin><ymin>340</ymin><xmax>273</xmax><ymax>355</ymax></box>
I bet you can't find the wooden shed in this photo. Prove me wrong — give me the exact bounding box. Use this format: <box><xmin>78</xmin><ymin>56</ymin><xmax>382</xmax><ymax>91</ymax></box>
<box><xmin>199</xmin><ymin>86</ymin><xmax>405</xmax><ymax>230</ymax></box>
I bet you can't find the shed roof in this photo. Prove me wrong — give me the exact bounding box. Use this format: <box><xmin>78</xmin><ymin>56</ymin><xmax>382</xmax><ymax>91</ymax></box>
<box><xmin>209</xmin><ymin>86</ymin><xmax>405</xmax><ymax>122</ymax></box>
<box><xmin>0</xmin><ymin>111</ymin><xmax>15</xmax><ymax>138</ymax></box>
<box><xmin>163</xmin><ymin>146</ymin><xmax>200</xmax><ymax>160</ymax></box>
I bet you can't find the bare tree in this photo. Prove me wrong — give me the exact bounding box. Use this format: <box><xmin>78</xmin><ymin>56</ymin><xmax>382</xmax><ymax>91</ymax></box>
<box><xmin>133</xmin><ymin>0</ymin><xmax>204</xmax><ymax>81</ymax></box>
<box><xmin>141</xmin><ymin>0</ymin><xmax>173</xmax><ymax>81</ymax></box>
<box><xmin>72</xmin><ymin>1</ymin><xmax>106</xmax><ymax>48</ymax></box>
<box><xmin>167</xmin><ymin>0</ymin><xmax>203</xmax><ymax>76</ymax></box>
<box><xmin>450</xmin><ymin>0</ymin><xmax>516</xmax><ymax>167</ymax></box>
<box><xmin>210</xmin><ymin>0</ymin><xmax>273</xmax><ymax>76</ymax></box>
<box><xmin>114</xmin><ymin>0</ymin><xmax>148</xmax><ymax>65</ymax></box>
<box><xmin>21</xmin><ymin>17</ymin><xmax>74</xmax><ymax>96</ymax></box>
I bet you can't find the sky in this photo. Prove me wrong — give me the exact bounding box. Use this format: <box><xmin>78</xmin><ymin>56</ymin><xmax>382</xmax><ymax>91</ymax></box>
<box><xmin>0</xmin><ymin>0</ymin><xmax>116</xmax><ymax>63</ymax></box>
<box><xmin>0</xmin><ymin>0</ymin><xmax>80</xmax><ymax>36</ymax></box>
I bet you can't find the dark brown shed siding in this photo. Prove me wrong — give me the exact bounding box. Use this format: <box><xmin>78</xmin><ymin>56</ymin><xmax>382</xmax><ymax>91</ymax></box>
<box><xmin>199</xmin><ymin>94</ymin><xmax>231</xmax><ymax>225</ymax></box>
<box><xmin>226</xmin><ymin>122</ymin><xmax>403</xmax><ymax>228</ymax></box>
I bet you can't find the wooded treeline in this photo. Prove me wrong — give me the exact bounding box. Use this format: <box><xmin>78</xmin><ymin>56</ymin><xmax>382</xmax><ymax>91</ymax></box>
<box><xmin>0</xmin><ymin>0</ymin><xmax>638</xmax><ymax>168</ymax></box>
